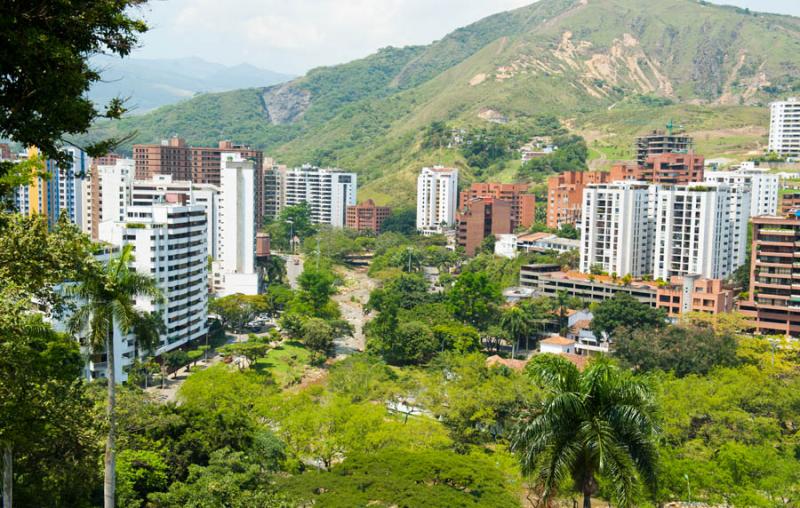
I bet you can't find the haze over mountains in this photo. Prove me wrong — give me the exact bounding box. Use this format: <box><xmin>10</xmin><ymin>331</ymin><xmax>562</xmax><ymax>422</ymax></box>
<box><xmin>84</xmin><ymin>0</ymin><xmax>800</xmax><ymax>205</ymax></box>
<box><xmin>88</xmin><ymin>55</ymin><xmax>294</xmax><ymax>113</ymax></box>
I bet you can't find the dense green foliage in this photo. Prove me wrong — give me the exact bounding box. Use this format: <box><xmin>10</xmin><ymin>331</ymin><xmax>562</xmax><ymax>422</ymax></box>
<box><xmin>590</xmin><ymin>292</ymin><xmax>667</xmax><ymax>338</ymax></box>
<box><xmin>518</xmin><ymin>134</ymin><xmax>589</xmax><ymax>181</ymax></box>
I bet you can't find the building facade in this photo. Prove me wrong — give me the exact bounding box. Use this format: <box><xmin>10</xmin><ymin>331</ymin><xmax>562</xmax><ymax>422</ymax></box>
<box><xmin>456</xmin><ymin>197</ymin><xmax>512</xmax><ymax>256</ymax></box>
<box><xmin>346</xmin><ymin>199</ymin><xmax>391</xmax><ymax>233</ymax></box>
<box><xmin>579</xmin><ymin>181</ymin><xmax>653</xmax><ymax>277</ymax></box>
<box><xmin>133</xmin><ymin>137</ymin><xmax>264</xmax><ymax>223</ymax></box>
<box><xmin>96</xmin><ymin>204</ymin><xmax>209</xmax><ymax>381</ymax></box>
<box><xmin>416</xmin><ymin>166</ymin><xmax>458</xmax><ymax>235</ymax></box>
<box><xmin>768</xmin><ymin>97</ymin><xmax>800</xmax><ymax>157</ymax></box>
<box><xmin>652</xmin><ymin>183</ymin><xmax>749</xmax><ymax>280</ymax></box>
<box><xmin>546</xmin><ymin>171</ymin><xmax>610</xmax><ymax>229</ymax></box>
<box><xmin>459</xmin><ymin>182</ymin><xmax>535</xmax><ymax>229</ymax></box>
<box><xmin>738</xmin><ymin>214</ymin><xmax>800</xmax><ymax>337</ymax></box>
<box><xmin>634</xmin><ymin>131</ymin><xmax>693</xmax><ymax>165</ymax></box>
<box><xmin>275</xmin><ymin>165</ymin><xmax>358</xmax><ymax>227</ymax></box>
<box><xmin>704</xmin><ymin>164</ymin><xmax>779</xmax><ymax>217</ymax></box>
<box><xmin>214</xmin><ymin>154</ymin><xmax>259</xmax><ymax>296</ymax></box>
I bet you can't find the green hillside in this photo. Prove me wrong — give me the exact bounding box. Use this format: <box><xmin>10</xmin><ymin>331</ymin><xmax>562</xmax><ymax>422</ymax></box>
<box><xmin>81</xmin><ymin>0</ymin><xmax>800</xmax><ymax>205</ymax></box>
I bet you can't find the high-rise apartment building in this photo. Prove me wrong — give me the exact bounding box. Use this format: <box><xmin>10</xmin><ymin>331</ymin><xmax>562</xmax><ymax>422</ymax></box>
<box><xmin>546</xmin><ymin>171</ymin><xmax>609</xmax><ymax>229</ymax></box>
<box><xmin>634</xmin><ymin>131</ymin><xmax>693</xmax><ymax>165</ymax></box>
<box><xmin>738</xmin><ymin>213</ymin><xmax>800</xmax><ymax>337</ymax></box>
<box><xmin>346</xmin><ymin>199</ymin><xmax>391</xmax><ymax>233</ymax></box>
<box><xmin>459</xmin><ymin>182</ymin><xmax>535</xmax><ymax>230</ymax></box>
<box><xmin>262</xmin><ymin>159</ymin><xmax>285</xmax><ymax>222</ymax></box>
<box><xmin>268</xmin><ymin>164</ymin><xmax>358</xmax><ymax>227</ymax></box>
<box><xmin>416</xmin><ymin>166</ymin><xmax>458</xmax><ymax>235</ymax></box>
<box><xmin>133</xmin><ymin>137</ymin><xmax>264</xmax><ymax>222</ymax></box>
<box><xmin>768</xmin><ymin>97</ymin><xmax>800</xmax><ymax>156</ymax></box>
<box><xmin>15</xmin><ymin>147</ymin><xmax>90</xmax><ymax>228</ymax></box>
<box><xmin>95</xmin><ymin>203</ymin><xmax>209</xmax><ymax>381</ymax></box>
<box><xmin>612</xmin><ymin>153</ymin><xmax>704</xmax><ymax>185</ymax></box>
<box><xmin>456</xmin><ymin>197</ymin><xmax>513</xmax><ymax>256</ymax></box>
<box><xmin>704</xmin><ymin>163</ymin><xmax>779</xmax><ymax>217</ymax></box>
<box><xmin>214</xmin><ymin>154</ymin><xmax>259</xmax><ymax>296</ymax></box>
<box><xmin>579</xmin><ymin>181</ymin><xmax>653</xmax><ymax>277</ymax></box>
<box><xmin>652</xmin><ymin>183</ymin><xmax>749</xmax><ymax>280</ymax></box>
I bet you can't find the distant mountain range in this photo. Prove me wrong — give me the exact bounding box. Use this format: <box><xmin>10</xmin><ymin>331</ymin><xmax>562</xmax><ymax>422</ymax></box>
<box><xmin>88</xmin><ymin>55</ymin><xmax>294</xmax><ymax>113</ymax></box>
<box><xmin>83</xmin><ymin>0</ymin><xmax>800</xmax><ymax>206</ymax></box>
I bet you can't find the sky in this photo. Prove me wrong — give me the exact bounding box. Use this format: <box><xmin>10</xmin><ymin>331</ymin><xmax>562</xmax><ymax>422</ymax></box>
<box><xmin>130</xmin><ymin>0</ymin><xmax>800</xmax><ymax>75</ymax></box>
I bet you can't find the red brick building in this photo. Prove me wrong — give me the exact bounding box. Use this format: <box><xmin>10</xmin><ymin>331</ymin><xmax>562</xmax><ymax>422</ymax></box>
<box><xmin>133</xmin><ymin>137</ymin><xmax>264</xmax><ymax>222</ymax></box>
<box><xmin>738</xmin><ymin>214</ymin><xmax>800</xmax><ymax>337</ymax></box>
<box><xmin>345</xmin><ymin>199</ymin><xmax>391</xmax><ymax>233</ymax></box>
<box><xmin>546</xmin><ymin>171</ymin><xmax>610</xmax><ymax>229</ymax></box>
<box><xmin>459</xmin><ymin>182</ymin><xmax>535</xmax><ymax>229</ymax></box>
<box><xmin>610</xmin><ymin>153</ymin><xmax>704</xmax><ymax>185</ymax></box>
<box><xmin>456</xmin><ymin>197</ymin><xmax>512</xmax><ymax>256</ymax></box>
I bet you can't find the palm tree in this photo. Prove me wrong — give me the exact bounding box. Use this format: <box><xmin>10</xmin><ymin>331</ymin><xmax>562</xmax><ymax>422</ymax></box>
<box><xmin>68</xmin><ymin>245</ymin><xmax>160</xmax><ymax>508</ymax></box>
<box><xmin>500</xmin><ymin>306</ymin><xmax>534</xmax><ymax>357</ymax></box>
<box><xmin>511</xmin><ymin>355</ymin><xmax>658</xmax><ymax>508</ymax></box>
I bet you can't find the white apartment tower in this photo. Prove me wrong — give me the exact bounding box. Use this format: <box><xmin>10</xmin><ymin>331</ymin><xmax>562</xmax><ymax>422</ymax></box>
<box><xmin>276</xmin><ymin>165</ymin><xmax>357</xmax><ymax>227</ymax></box>
<box><xmin>96</xmin><ymin>158</ymin><xmax>135</xmax><ymax>224</ymax></box>
<box><xmin>768</xmin><ymin>97</ymin><xmax>800</xmax><ymax>157</ymax></box>
<box><xmin>96</xmin><ymin>204</ymin><xmax>209</xmax><ymax>382</ymax></box>
<box><xmin>579</xmin><ymin>181</ymin><xmax>653</xmax><ymax>277</ymax></box>
<box><xmin>652</xmin><ymin>183</ymin><xmax>749</xmax><ymax>280</ymax></box>
<box><xmin>416</xmin><ymin>166</ymin><xmax>458</xmax><ymax>235</ymax></box>
<box><xmin>214</xmin><ymin>154</ymin><xmax>259</xmax><ymax>296</ymax></box>
<box><xmin>704</xmin><ymin>163</ymin><xmax>779</xmax><ymax>217</ymax></box>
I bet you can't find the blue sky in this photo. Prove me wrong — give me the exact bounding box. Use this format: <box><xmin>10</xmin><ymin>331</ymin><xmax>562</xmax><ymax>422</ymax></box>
<box><xmin>129</xmin><ymin>0</ymin><xmax>800</xmax><ymax>75</ymax></box>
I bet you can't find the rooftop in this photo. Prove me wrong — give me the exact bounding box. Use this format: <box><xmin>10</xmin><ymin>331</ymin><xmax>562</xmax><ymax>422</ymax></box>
<box><xmin>540</xmin><ymin>336</ymin><xmax>575</xmax><ymax>346</ymax></box>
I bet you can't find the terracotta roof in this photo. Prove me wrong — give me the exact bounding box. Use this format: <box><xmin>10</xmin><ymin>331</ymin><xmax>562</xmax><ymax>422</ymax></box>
<box><xmin>517</xmin><ymin>232</ymin><xmax>555</xmax><ymax>242</ymax></box>
<box><xmin>571</xmin><ymin>319</ymin><xmax>592</xmax><ymax>331</ymax></box>
<box><xmin>540</xmin><ymin>336</ymin><xmax>575</xmax><ymax>346</ymax></box>
<box><xmin>486</xmin><ymin>355</ymin><xmax>528</xmax><ymax>371</ymax></box>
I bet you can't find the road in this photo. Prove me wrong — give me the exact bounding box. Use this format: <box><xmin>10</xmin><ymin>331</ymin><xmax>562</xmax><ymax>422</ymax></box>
<box><xmin>283</xmin><ymin>253</ymin><xmax>303</xmax><ymax>289</ymax></box>
<box><xmin>331</xmin><ymin>266</ymin><xmax>375</xmax><ymax>356</ymax></box>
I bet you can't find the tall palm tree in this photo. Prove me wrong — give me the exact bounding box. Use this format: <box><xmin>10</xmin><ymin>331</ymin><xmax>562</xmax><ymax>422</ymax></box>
<box><xmin>68</xmin><ymin>245</ymin><xmax>160</xmax><ymax>508</ymax></box>
<box><xmin>511</xmin><ymin>355</ymin><xmax>658</xmax><ymax>508</ymax></box>
<box><xmin>500</xmin><ymin>305</ymin><xmax>534</xmax><ymax>357</ymax></box>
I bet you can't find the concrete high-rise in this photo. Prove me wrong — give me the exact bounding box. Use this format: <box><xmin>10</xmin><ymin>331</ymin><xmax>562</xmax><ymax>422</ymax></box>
<box><xmin>652</xmin><ymin>183</ymin><xmax>750</xmax><ymax>280</ymax></box>
<box><xmin>416</xmin><ymin>166</ymin><xmax>458</xmax><ymax>235</ymax></box>
<box><xmin>579</xmin><ymin>181</ymin><xmax>653</xmax><ymax>277</ymax></box>
<box><xmin>704</xmin><ymin>163</ymin><xmax>779</xmax><ymax>217</ymax></box>
<box><xmin>768</xmin><ymin>97</ymin><xmax>800</xmax><ymax>157</ymax></box>
<box><xmin>267</xmin><ymin>164</ymin><xmax>358</xmax><ymax>227</ymax></box>
<box><xmin>634</xmin><ymin>131</ymin><xmax>693</xmax><ymax>165</ymax></box>
<box><xmin>95</xmin><ymin>203</ymin><xmax>209</xmax><ymax>382</ymax></box>
<box><xmin>214</xmin><ymin>154</ymin><xmax>259</xmax><ymax>296</ymax></box>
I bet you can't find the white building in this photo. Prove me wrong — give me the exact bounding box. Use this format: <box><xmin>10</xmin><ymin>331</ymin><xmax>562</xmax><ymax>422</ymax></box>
<box><xmin>213</xmin><ymin>154</ymin><xmax>259</xmax><ymax>296</ymax></box>
<box><xmin>539</xmin><ymin>336</ymin><xmax>576</xmax><ymax>355</ymax></box>
<box><xmin>704</xmin><ymin>163</ymin><xmax>779</xmax><ymax>217</ymax></box>
<box><xmin>494</xmin><ymin>234</ymin><xmax>518</xmax><ymax>259</ymax></box>
<box><xmin>416</xmin><ymin>166</ymin><xmax>458</xmax><ymax>235</ymax></box>
<box><xmin>95</xmin><ymin>203</ymin><xmax>209</xmax><ymax>382</ymax></box>
<box><xmin>579</xmin><ymin>181</ymin><xmax>653</xmax><ymax>277</ymax></box>
<box><xmin>768</xmin><ymin>97</ymin><xmax>800</xmax><ymax>157</ymax></box>
<box><xmin>652</xmin><ymin>183</ymin><xmax>749</xmax><ymax>280</ymax></box>
<box><xmin>272</xmin><ymin>164</ymin><xmax>357</xmax><ymax>227</ymax></box>
<box><xmin>96</xmin><ymin>158</ymin><xmax>135</xmax><ymax>225</ymax></box>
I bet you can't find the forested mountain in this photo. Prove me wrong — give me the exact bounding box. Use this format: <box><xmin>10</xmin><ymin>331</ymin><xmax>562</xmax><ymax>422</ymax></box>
<box><xmin>82</xmin><ymin>0</ymin><xmax>800</xmax><ymax>204</ymax></box>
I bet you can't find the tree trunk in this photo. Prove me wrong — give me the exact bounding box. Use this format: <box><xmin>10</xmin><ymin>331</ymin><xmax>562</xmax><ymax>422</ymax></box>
<box><xmin>104</xmin><ymin>335</ymin><xmax>116</xmax><ymax>508</ymax></box>
<box><xmin>3</xmin><ymin>442</ymin><xmax>12</xmax><ymax>508</ymax></box>
<box><xmin>583</xmin><ymin>492</ymin><xmax>591</xmax><ymax>508</ymax></box>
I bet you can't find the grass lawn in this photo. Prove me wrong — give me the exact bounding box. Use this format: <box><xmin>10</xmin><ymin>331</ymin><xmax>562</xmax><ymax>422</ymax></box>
<box><xmin>255</xmin><ymin>340</ymin><xmax>312</xmax><ymax>387</ymax></box>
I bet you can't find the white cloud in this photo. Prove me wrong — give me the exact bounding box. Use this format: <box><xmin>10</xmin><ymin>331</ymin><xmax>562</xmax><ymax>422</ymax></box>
<box><xmin>132</xmin><ymin>0</ymin><xmax>800</xmax><ymax>75</ymax></box>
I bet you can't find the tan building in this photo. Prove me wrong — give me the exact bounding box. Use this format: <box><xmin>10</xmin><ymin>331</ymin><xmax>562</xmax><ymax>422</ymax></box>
<box><xmin>738</xmin><ymin>214</ymin><xmax>800</xmax><ymax>337</ymax></box>
<box><xmin>133</xmin><ymin>137</ymin><xmax>264</xmax><ymax>222</ymax></box>
<box><xmin>655</xmin><ymin>275</ymin><xmax>735</xmax><ymax>316</ymax></box>
<box><xmin>780</xmin><ymin>191</ymin><xmax>800</xmax><ymax>215</ymax></box>
<box><xmin>546</xmin><ymin>171</ymin><xmax>610</xmax><ymax>229</ymax></box>
<box><xmin>456</xmin><ymin>197</ymin><xmax>512</xmax><ymax>256</ymax></box>
<box><xmin>520</xmin><ymin>264</ymin><xmax>733</xmax><ymax>317</ymax></box>
<box><xmin>346</xmin><ymin>199</ymin><xmax>391</xmax><ymax>233</ymax></box>
<box><xmin>459</xmin><ymin>182</ymin><xmax>535</xmax><ymax>229</ymax></box>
